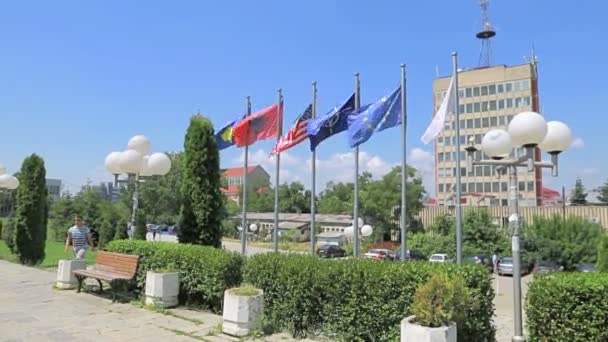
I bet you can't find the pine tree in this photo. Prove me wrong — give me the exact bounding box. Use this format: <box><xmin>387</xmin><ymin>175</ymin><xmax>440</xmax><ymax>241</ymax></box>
<box><xmin>570</xmin><ymin>177</ymin><xmax>588</xmax><ymax>205</ymax></box>
<box><xmin>134</xmin><ymin>212</ymin><xmax>147</xmax><ymax>240</ymax></box>
<box><xmin>597</xmin><ymin>179</ymin><xmax>608</xmax><ymax>205</ymax></box>
<box><xmin>98</xmin><ymin>218</ymin><xmax>115</xmax><ymax>247</ymax></box>
<box><xmin>597</xmin><ymin>234</ymin><xmax>608</xmax><ymax>272</ymax></box>
<box><xmin>178</xmin><ymin>115</ymin><xmax>225</xmax><ymax>247</ymax></box>
<box><xmin>114</xmin><ymin>218</ymin><xmax>129</xmax><ymax>240</ymax></box>
<box><xmin>13</xmin><ymin>154</ymin><xmax>48</xmax><ymax>265</ymax></box>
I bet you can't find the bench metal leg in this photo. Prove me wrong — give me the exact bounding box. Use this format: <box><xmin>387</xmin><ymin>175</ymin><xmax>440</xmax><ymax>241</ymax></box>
<box><xmin>76</xmin><ymin>276</ymin><xmax>85</xmax><ymax>293</ymax></box>
<box><xmin>96</xmin><ymin>279</ymin><xmax>104</xmax><ymax>294</ymax></box>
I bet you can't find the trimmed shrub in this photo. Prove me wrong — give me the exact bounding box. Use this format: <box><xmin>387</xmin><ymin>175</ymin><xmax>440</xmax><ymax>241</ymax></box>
<box><xmin>243</xmin><ymin>253</ymin><xmax>494</xmax><ymax>341</ymax></box>
<box><xmin>105</xmin><ymin>240</ymin><xmax>243</xmax><ymax>312</ymax></box>
<box><xmin>411</xmin><ymin>273</ymin><xmax>470</xmax><ymax>328</ymax></box>
<box><xmin>526</xmin><ymin>272</ymin><xmax>608</xmax><ymax>341</ymax></box>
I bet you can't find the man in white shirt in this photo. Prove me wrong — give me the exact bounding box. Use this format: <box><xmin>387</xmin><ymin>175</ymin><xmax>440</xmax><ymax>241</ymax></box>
<box><xmin>64</xmin><ymin>215</ymin><xmax>95</xmax><ymax>259</ymax></box>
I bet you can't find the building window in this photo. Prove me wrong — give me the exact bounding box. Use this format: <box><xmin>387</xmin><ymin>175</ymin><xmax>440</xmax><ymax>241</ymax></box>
<box><xmin>466</xmin><ymin>88</ymin><xmax>472</xmax><ymax>97</ymax></box>
<box><xmin>498</xmin><ymin>99</ymin><xmax>505</xmax><ymax>109</ymax></box>
<box><xmin>475</xmin><ymin>134</ymin><xmax>482</xmax><ymax>144</ymax></box>
<box><xmin>489</xmin><ymin>100</ymin><xmax>497</xmax><ymax>111</ymax></box>
<box><xmin>481</xmin><ymin>86</ymin><xmax>488</xmax><ymax>96</ymax></box>
<box><xmin>438</xmin><ymin>153</ymin><xmax>444</xmax><ymax>162</ymax></box>
<box><xmin>445</xmin><ymin>152</ymin><xmax>451</xmax><ymax>161</ymax></box>
<box><xmin>502</xmin><ymin>199</ymin><xmax>508</xmax><ymax>206</ymax></box>
<box><xmin>468</xmin><ymin>182</ymin><xmax>475</xmax><ymax>191</ymax></box>
<box><xmin>501</xmin><ymin>182</ymin><xmax>508</xmax><ymax>192</ymax></box>
<box><xmin>524</xmin><ymin>96</ymin><xmax>531</xmax><ymax>106</ymax></box>
<box><xmin>474</xmin><ymin>118</ymin><xmax>481</xmax><ymax>128</ymax></box>
<box><xmin>474</xmin><ymin>102</ymin><xmax>480</xmax><ymax>112</ymax></box>
<box><xmin>473</xmin><ymin>87</ymin><xmax>480</xmax><ymax>96</ymax></box>
<box><xmin>499</xmin><ymin>116</ymin><xmax>505</xmax><ymax>125</ymax></box>
<box><xmin>459</xmin><ymin>104</ymin><xmax>465</xmax><ymax>114</ymax></box>
<box><xmin>492</xmin><ymin>182</ymin><xmax>499</xmax><ymax>192</ymax></box>
<box><xmin>466</xmin><ymin>103</ymin><xmax>473</xmax><ymax>113</ymax></box>
<box><xmin>482</xmin><ymin>101</ymin><xmax>488</xmax><ymax>111</ymax></box>
<box><xmin>482</xmin><ymin>117</ymin><xmax>489</xmax><ymax>128</ymax></box>
<box><xmin>458</xmin><ymin>89</ymin><xmax>465</xmax><ymax>98</ymax></box>
<box><xmin>475</xmin><ymin>166</ymin><xmax>483</xmax><ymax>177</ymax></box>
<box><xmin>437</xmin><ymin>137</ymin><xmax>443</xmax><ymax>145</ymax></box>
<box><xmin>515</xmin><ymin>97</ymin><xmax>522</xmax><ymax>107</ymax></box>
<box><xmin>476</xmin><ymin>183</ymin><xmax>483</xmax><ymax>192</ymax></box>
<box><xmin>527</xmin><ymin>181</ymin><xmax>535</xmax><ymax>192</ymax></box>
<box><xmin>490</xmin><ymin>116</ymin><xmax>497</xmax><ymax>127</ymax></box>
<box><xmin>466</xmin><ymin>119</ymin><xmax>473</xmax><ymax>129</ymax></box>
<box><xmin>460</xmin><ymin>120</ymin><xmax>465</xmax><ymax>130</ymax></box>
<box><xmin>461</xmin><ymin>183</ymin><xmax>467</xmax><ymax>192</ymax></box>
<box><xmin>507</xmin><ymin>115</ymin><xmax>513</xmax><ymax>122</ymax></box>
<box><xmin>497</xmin><ymin>84</ymin><xmax>504</xmax><ymax>93</ymax></box>
<box><xmin>459</xmin><ymin>135</ymin><xmax>466</xmax><ymax>144</ymax></box>
<box><xmin>506</xmin><ymin>98</ymin><xmax>513</xmax><ymax>108</ymax></box>
<box><xmin>452</xmin><ymin>136</ymin><xmax>457</xmax><ymax>145</ymax></box>
<box><xmin>484</xmin><ymin>183</ymin><xmax>491</xmax><ymax>192</ymax></box>
<box><xmin>506</xmin><ymin>83</ymin><xmax>513</xmax><ymax>92</ymax></box>
<box><xmin>484</xmin><ymin>166</ymin><xmax>491</xmax><ymax>176</ymax></box>
<box><xmin>522</xmin><ymin>80</ymin><xmax>530</xmax><ymax>90</ymax></box>
<box><xmin>519</xmin><ymin>182</ymin><xmax>525</xmax><ymax>191</ymax></box>
<box><xmin>489</xmin><ymin>84</ymin><xmax>496</xmax><ymax>94</ymax></box>
<box><xmin>514</xmin><ymin>81</ymin><xmax>521</xmax><ymax>91</ymax></box>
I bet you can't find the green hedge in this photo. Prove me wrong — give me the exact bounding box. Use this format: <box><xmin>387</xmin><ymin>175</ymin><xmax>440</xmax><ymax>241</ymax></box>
<box><xmin>105</xmin><ymin>240</ymin><xmax>243</xmax><ymax>312</ymax></box>
<box><xmin>526</xmin><ymin>272</ymin><xmax>608</xmax><ymax>342</ymax></box>
<box><xmin>243</xmin><ymin>253</ymin><xmax>495</xmax><ymax>341</ymax></box>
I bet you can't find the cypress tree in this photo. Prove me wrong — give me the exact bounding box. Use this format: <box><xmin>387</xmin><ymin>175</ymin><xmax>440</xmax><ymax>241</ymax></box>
<box><xmin>133</xmin><ymin>211</ymin><xmax>147</xmax><ymax>240</ymax></box>
<box><xmin>14</xmin><ymin>154</ymin><xmax>48</xmax><ymax>265</ymax></box>
<box><xmin>178</xmin><ymin>115</ymin><xmax>224</xmax><ymax>247</ymax></box>
<box><xmin>114</xmin><ymin>218</ymin><xmax>129</xmax><ymax>240</ymax></box>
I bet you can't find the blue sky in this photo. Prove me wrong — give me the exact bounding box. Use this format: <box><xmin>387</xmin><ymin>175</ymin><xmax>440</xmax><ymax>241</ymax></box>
<box><xmin>0</xmin><ymin>0</ymin><xmax>605</xmax><ymax>195</ymax></box>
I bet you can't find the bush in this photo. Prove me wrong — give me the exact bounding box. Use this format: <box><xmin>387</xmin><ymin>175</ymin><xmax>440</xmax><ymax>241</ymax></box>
<box><xmin>597</xmin><ymin>234</ymin><xmax>608</xmax><ymax>272</ymax></box>
<box><xmin>526</xmin><ymin>272</ymin><xmax>608</xmax><ymax>341</ymax></box>
<box><xmin>105</xmin><ymin>240</ymin><xmax>243</xmax><ymax>312</ymax></box>
<box><xmin>1</xmin><ymin>218</ymin><xmax>16</xmax><ymax>253</ymax></box>
<box><xmin>114</xmin><ymin>219</ymin><xmax>129</xmax><ymax>240</ymax></box>
<box><xmin>243</xmin><ymin>253</ymin><xmax>494</xmax><ymax>341</ymax></box>
<box><xmin>411</xmin><ymin>273</ymin><xmax>471</xmax><ymax>328</ymax></box>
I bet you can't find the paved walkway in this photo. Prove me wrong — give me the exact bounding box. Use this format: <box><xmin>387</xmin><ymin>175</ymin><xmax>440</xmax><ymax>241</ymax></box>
<box><xmin>0</xmin><ymin>260</ymin><xmax>316</xmax><ymax>342</ymax></box>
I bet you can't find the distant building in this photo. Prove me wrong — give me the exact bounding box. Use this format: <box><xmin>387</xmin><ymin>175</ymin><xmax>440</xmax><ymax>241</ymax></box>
<box><xmin>47</xmin><ymin>179</ymin><xmax>62</xmax><ymax>202</ymax></box>
<box><xmin>221</xmin><ymin>165</ymin><xmax>270</xmax><ymax>202</ymax></box>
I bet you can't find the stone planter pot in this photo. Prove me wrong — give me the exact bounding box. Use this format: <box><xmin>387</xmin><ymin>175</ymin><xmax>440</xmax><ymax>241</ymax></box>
<box><xmin>145</xmin><ymin>271</ymin><xmax>179</xmax><ymax>308</ymax></box>
<box><xmin>401</xmin><ymin>315</ymin><xmax>456</xmax><ymax>342</ymax></box>
<box><xmin>56</xmin><ymin>259</ymin><xmax>86</xmax><ymax>289</ymax></box>
<box><xmin>222</xmin><ymin>288</ymin><xmax>264</xmax><ymax>337</ymax></box>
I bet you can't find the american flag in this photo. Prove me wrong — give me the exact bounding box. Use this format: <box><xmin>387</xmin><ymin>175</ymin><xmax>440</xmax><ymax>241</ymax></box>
<box><xmin>271</xmin><ymin>104</ymin><xmax>313</xmax><ymax>155</ymax></box>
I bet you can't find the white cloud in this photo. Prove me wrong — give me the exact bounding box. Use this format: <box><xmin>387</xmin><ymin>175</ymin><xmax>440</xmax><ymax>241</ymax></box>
<box><xmin>408</xmin><ymin>148</ymin><xmax>435</xmax><ymax>193</ymax></box>
<box><xmin>579</xmin><ymin>167</ymin><xmax>600</xmax><ymax>176</ymax></box>
<box><xmin>571</xmin><ymin>137</ymin><xmax>584</xmax><ymax>149</ymax></box>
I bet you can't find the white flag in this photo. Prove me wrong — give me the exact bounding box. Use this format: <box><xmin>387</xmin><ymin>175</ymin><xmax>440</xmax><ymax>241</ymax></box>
<box><xmin>421</xmin><ymin>74</ymin><xmax>456</xmax><ymax>144</ymax></box>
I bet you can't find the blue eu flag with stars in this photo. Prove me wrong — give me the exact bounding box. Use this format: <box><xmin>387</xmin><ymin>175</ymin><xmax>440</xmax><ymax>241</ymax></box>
<box><xmin>346</xmin><ymin>86</ymin><xmax>401</xmax><ymax>148</ymax></box>
<box><xmin>307</xmin><ymin>93</ymin><xmax>355</xmax><ymax>151</ymax></box>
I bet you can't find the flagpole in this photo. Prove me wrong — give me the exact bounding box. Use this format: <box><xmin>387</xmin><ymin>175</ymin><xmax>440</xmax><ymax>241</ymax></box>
<box><xmin>310</xmin><ymin>81</ymin><xmax>318</xmax><ymax>255</ymax></box>
<box><xmin>400</xmin><ymin>64</ymin><xmax>408</xmax><ymax>260</ymax></box>
<box><xmin>241</xmin><ymin>96</ymin><xmax>251</xmax><ymax>256</ymax></box>
<box><xmin>353</xmin><ymin>73</ymin><xmax>360</xmax><ymax>258</ymax></box>
<box><xmin>453</xmin><ymin>52</ymin><xmax>463</xmax><ymax>265</ymax></box>
<box><xmin>273</xmin><ymin>89</ymin><xmax>283</xmax><ymax>253</ymax></box>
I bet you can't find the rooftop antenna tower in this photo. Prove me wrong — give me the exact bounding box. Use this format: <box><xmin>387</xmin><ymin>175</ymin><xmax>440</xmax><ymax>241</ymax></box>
<box><xmin>476</xmin><ymin>0</ymin><xmax>496</xmax><ymax>67</ymax></box>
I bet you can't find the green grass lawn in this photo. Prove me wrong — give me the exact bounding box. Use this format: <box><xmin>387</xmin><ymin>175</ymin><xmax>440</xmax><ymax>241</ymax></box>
<box><xmin>0</xmin><ymin>240</ymin><xmax>96</xmax><ymax>269</ymax></box>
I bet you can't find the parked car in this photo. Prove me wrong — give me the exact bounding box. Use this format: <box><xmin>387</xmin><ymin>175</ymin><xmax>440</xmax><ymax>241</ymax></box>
<box><xmin>396</xmin><ymin>249</ymin><xmax>426</xmax><ymax>261</ymax></box>
<box><xmin>429</xmin><ymin>253</ymin><xmax>452</xmax><ymax>263</ymax></box>
<box><xmin>364</xmin><ymin>249</ymin><xmax>396</xmax><ymax>261</ymax></box>
<box><xmin>533</xmin><ymin>260</ymin><xmax>563</xmax><ymax>273</ymax></box>
<box><xmin>317</xmin><ymin>244</ymin><xmax>346</xmax><ymax>258</ymax></box>
<box><xmin>464</xmin><ymin>255</ymin><xmax>493</xmax><ymax>271</ymax></box>
<box><xmin>575</xmin><ymin>263</ymin><xmax>596</xmax><ymax>273</ymax></box>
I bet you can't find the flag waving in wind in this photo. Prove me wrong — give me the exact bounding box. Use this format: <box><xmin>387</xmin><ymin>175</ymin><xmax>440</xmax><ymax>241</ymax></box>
<box><xmin>233</xmin><ymin>103</ymin><xmax>283</xmax><ymax>147</ymax></box>
<box><xmin>346</xmin><ymin>86</ymin><xmax>401</xmax><ymax>148</ymax></box>
<box><xmin>271</xmin><ymin>104</ymin><xmax>312</xmax><ymax>155</ymax></box>
<box><xmin>421</xmin><ymin>74</ymin><xmax>456</xmax><ymax>144</ymax></box>
<box><xmin>215</xmin><ymin>115</ymin><xmax>244</xmax><ymax>150</ymax></box>
<box><xmin>307</xmin><ymin>94</ymin><xmax>355</xmax><ymax>151</ymax></box>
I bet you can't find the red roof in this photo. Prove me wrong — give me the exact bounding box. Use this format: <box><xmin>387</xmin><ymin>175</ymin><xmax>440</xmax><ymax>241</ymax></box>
<box><xmin>223</xmin><ymin>166</ymin><xmax>257</xmax><ymax>177</ymax></box>
<box><xmin>221</xmin><ymin>185</ymin><xmax>240</xmax><ymax>194</ymax></box>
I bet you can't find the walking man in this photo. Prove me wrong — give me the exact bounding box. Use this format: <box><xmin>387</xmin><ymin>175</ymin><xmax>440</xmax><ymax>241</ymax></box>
<box><xmin>64</xmin><ymin>215</ymin><xmax>95</xmax><ymax>259</ymax></box>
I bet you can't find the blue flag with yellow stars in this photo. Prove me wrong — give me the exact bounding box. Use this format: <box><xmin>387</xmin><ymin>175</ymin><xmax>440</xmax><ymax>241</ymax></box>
<box><xmin>346</xmin><ymin>86</ymin><xmax>401</xmax><ymax>148</ymax></box>
<box><xmin>215</xmin><ymin>115</ymin><xmax>244</xmax><ymax>150</ymax></box>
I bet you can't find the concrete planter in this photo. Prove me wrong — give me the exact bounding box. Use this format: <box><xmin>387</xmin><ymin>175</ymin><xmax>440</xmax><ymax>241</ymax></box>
<box><xmin>145</xmin><ymin>271</ymin><xmax>179</xmax><ymax>308</ymax></box>
<box><xmin>222</xmin><ymin>288</ymin><xmax>264</xmax><ymax>337</ymax></box>
<box><xmin>401</xmin><ymin>315</ymin><xmax>456</xmax><ymax>342</ymax></box>
<box><xmin>56</xmin><ymin>259</ymin><xmax>86</xmax><ymax>289</ymax></box>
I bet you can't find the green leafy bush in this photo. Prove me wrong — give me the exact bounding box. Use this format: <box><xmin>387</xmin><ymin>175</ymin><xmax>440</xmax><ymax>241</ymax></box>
<box><xmin>526</xmin><ymin>272</ymin><xmax>608</xmax><ymax>341</ymax></box>
<box><xmin>243</xmin><ymin>253</ymin><xmax>494</xmax><ymax>341</ymax></box>
<box><xmin>597</xmin><ymin>234</ymin><xmax>608</xmax><ymax>272</ymax></box>
<box><xmin>105</xmin><ymin>240</ymin><xmax>243</xmax><ymax>312</ymax></box>
<box><xmin>411</xmin><ymin>273</ymin><xmax>471</xmax><ymax>328</ymax></box>
<box><xmin>1</xmin><ymin>219</ymin><xmax>16</xmax><ymax>253</ymax></box>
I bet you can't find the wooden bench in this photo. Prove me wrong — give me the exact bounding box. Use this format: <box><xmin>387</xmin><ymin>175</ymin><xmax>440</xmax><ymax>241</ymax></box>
<box><xmin>73</xmin><ymin>251</ymin><xmax>140</xmax><ymax>302</ymax></box>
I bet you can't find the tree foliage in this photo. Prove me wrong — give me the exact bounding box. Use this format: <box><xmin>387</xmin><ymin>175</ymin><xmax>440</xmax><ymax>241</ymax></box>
<box><xmin>570</xmin><ymin>177</ymin><xmax>588</xmax><ymax>205</ymax></box>
<box><xmin>13</xmin><ymin>154</ymin><xmax>48</xmax><ymax>265</ymax></box>
<box><xmin>133</xmin><ymin>211</ymin><xmax>147</xmax><ymax>240</ymax></box>
<box><xmin>597</xmin><ymin>178</ymin><xmax>608</xmax><ymax>205</ymax></box>
<box><xmin>525</xmin><ymin>215</ymin><xmax>603</xmax><ymax>270</ymax></box>
<box><xmin>178</xmin><ymin>115</ymin><xmax>225</xmax><ymax>247</ymax></box>
<box><xmin>596</xmin><ymin>234</ymin><xmax>608</xmax><ymax>272</ymax></box>
<box><xmin>137</xmin><ymin>152</ymin><xmax>183</xmax><ymax>225</ymax></box>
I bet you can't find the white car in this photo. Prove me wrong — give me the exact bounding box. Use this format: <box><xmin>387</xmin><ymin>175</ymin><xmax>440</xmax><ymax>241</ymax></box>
<box><xmin>429</xmin><ymin>253</ymin><xmax>452</xmax><ymax>263</ymax></box>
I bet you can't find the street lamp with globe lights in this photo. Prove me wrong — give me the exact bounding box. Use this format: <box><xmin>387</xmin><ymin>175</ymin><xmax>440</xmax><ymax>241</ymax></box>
<box><xmin>465</xmin><ymin>111</ymin><xmax>572</xmax><ymax>342</ymax></box>
<box><xmin>104</xmin><ymin>135</ymin><xmax>171</xmax><ymax>238</ymax></box>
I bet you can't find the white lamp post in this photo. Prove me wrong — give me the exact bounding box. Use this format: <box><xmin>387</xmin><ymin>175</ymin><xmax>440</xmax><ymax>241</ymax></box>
<box><xmin>466</xmin><ymin>111</ymin><xmax>572</xmax><ymax>342</ymax></box>
<box><xmin>105</xmin><ymin>135</ymin><xmax>172</xmax><ymax>238</ymax></box>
